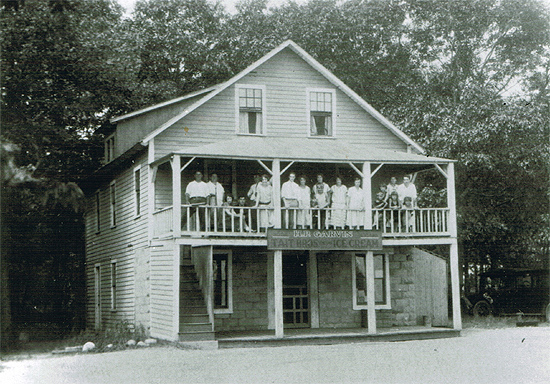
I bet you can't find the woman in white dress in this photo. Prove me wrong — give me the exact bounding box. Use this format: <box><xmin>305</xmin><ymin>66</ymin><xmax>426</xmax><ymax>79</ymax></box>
<box><xmin>346</xmin><ymin>178</ymin><xmax>364</xmax><ymax>229</ymax></box>
<box><xmin>255</xmin><ymin>175</ymin><xmax>273</xmax><ymax>230</ymax></box>
<box><xmin>296</xmin><ymin>176</ymin><xmax>312</xmax><ymax>228</ymax></box>
<box><xmin>330</xmin><ymin>177</ymin><xmax>347</xmax><ymax>229</ymax></box>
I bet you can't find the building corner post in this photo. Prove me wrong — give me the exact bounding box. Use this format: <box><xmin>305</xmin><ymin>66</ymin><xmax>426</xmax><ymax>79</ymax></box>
<box><xmin>171</xmin><ymin>155</ymin><xmax>182</xmax><ymax>237</ymax></box>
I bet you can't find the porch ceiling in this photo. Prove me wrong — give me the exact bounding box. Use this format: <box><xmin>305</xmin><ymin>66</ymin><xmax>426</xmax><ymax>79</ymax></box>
<box><xmin>172</xmin><ymin>137</ymin><xmax>453</xmax><ymax>164</ymax></box>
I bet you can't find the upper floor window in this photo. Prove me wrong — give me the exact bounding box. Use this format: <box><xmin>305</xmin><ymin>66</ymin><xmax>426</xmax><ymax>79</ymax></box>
<box><xmin>110</xmin><ymin>181</ymin><xmax>116</xmax><ymax>228</ymax></box>
<box><xmin>134</xmin><ymin>167</ymin><xmax>141</xmax><ymax>217</ymax></box>
<box><xmin>95</xmin><ymin>190</ymin><xmax>101</xmax><ymax>233</ymax></box>
<box><xmin>105</xmin><ymin>134</ymin><xmax>115</xmax><ymax>163</ymax></box>
<box><xmin>308</xmin><ymin>89</ymin><xmax>335</xmax><ymax>137</ymax></box>
<box><xmin>236</xmin><ymin>85</ymin><xmax>266</xmax><ymax>135</ymax></box>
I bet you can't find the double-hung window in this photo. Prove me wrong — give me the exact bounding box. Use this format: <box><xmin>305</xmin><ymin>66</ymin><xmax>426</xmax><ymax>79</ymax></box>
<box><xmin>236</xmin><ymin>85</ymin><xmax>265</xmax><ymax>135</ymax></box>
<box><xmin>111</xmin><ymin>260</ymin><xmax>117</xmax><ymax>311</ymax></box>
<box><xmin>352</xmin><ymin>252</ymin><xmax>391</xmax><ymax>310</ymax></box>
<box><xmin>110</xmin><ymin>181</ymin><xmax>116</xmax><ymax>228</ymax></box>
<box><xmin>308</xmin><ymin>89</ymin><xmax>335</xmax><ymax>137</ymax></box>
<box><xmin>134</xmin><ymin>167</ymin><xmax>141</xmax><ymax>217</ymax></box>
<box><xmin>213</xmin><ymin>250</ymin><xmax>232</xmax><ymax>314</ymax></box>
<box><xmin>95</xmin><ymin>190</ymin><xmax>101</xmax><ymax>233</ymax></box>
<box><xmin>105</xmin><ymin>134</ymin><xmax>115</xmax><ymax>163</ymax></box>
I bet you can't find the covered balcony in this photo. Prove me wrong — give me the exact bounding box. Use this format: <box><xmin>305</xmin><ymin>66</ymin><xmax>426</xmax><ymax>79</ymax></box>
<box><xmin>148</xmin><ymin>137</ymin><xmax>456</xmax><ymax>240</ymax></box>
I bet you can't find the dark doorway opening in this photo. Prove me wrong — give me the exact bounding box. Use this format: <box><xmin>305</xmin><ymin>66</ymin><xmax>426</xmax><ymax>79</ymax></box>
<box><xmin>283</xmin><ymin>251</ymin><xmax>309</xmax><ymax>327</ymax></box>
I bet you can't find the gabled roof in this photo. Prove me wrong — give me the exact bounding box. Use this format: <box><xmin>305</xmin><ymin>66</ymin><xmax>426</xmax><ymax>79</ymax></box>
<box><xmin>118</xmin><ymin>40</ymin><xmax>425</xmax><ymax>154</ymax></box>
<box><xmin>167</xmin><ymin>136</ymin><xmax>450</xmax><ymax>164</ymax></box>
<box><xmin>110</xmin><ymin>86</ymin><xmax>218</xmax><ymax>123</ymax></box>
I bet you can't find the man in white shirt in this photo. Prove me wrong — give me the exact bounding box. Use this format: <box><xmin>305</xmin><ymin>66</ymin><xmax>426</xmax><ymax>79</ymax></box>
<box><xmin>207</xmin><ymin>173</ymin><xmax>225</xmax><ymax>206</ymax></box>
<box><xmin>397</xmin><ymin>175</ymin><xmax>417</xmax><ymax>207</ymax></box>
<box><xmin>247</xmin><ymin>174</ymin><xmax>261</xmax><ymax>204</ymax></box>
<box><xmin>185</xmin><ymin>171</ymin><xmax>209</xmax><ymax>231</ymax></box>
<box><xmin>281</xmin><ymin>172</ymin><xmax>300</xmax><ymax>228</ymax></box>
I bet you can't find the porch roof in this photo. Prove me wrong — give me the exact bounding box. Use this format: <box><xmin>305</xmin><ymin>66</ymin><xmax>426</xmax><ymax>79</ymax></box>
<box><xmin>170</xmin><ymin>136</ymin><xmax>453</xmax><ymax>164</ymax></box>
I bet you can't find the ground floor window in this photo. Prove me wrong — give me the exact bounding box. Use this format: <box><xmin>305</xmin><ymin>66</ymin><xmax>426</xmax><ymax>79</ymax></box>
<box><xmin>213</xmin><ymin>250</ymin><xmax>232</xmax><ymax>314</ymax></box>
<box><xmin>352</xmin><ymin>252</ymin><xmax>391</xmax><ymax>310</ymax></box>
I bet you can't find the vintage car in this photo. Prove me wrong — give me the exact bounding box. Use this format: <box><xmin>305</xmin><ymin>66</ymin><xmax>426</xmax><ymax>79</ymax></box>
<box><xmin>466</xmin><ymin>268</ymin><xmax>550</xmax><ymax>320</ymax></box>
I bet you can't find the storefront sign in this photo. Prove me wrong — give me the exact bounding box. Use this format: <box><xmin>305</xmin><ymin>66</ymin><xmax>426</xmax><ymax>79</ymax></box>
<box><xmin>267</xmin><ymin>229</ymin><xmax>383</xmax><ymax>251</ymax></box>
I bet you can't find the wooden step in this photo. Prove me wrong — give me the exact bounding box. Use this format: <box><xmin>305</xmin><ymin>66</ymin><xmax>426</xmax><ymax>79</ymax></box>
<box><xmin>180</xmin><ymin>322</ymin><xmax>213</xmax><ymax>333</ymax></box>
<box><xmin>181</xmin><ymin>306</ymin><xmax>209</xmax><ymax>315</ymax></box>
<box><xmin>181</xmin><ymin>314</ymin><xmax>210</xmax><ymax>323</ymax></box>
<box><xmin>179</xmin><ymin>331</ymin><xmax>216</xmax><ymax>342</ymax></box>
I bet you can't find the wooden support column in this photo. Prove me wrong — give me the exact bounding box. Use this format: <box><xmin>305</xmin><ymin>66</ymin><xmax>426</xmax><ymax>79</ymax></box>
<box><xmin>147</xmin><ymin>165</ymin><xmax>158</xmax><ymax>242</ymax></box>
<box><xmin>362</xmin><ymin>162</ymin><xmax>372</xmax><ymax>230</ymax></box>
<box><xmin>309</xmin><ymin>251</ymin><xmax>319</xmax><ymax>328</ymax></box>
<box><xmin>447</xmin><ymin>163</ymin><xmax>457</xmax><ymax>237</ymax></box>
<box><xmin>267</xmin><ymin>252</ymin><xmax>274</xmax><ymax>330</ymax></box>
<box><xmin>447</xmin><ymin>162</ymin><xmax>461</xmax><ymax>330</ymax></box>
<box><xmin>171</xmin><ymin>155</ymin><xmax>181</xmax><ymax>237</ymax></box>
<box><xmin>365</xmin><ymin>251</ymin><xmax>377</xmax><ymax>334</ymax></box>
<box><xmin>450</xmin><ymin>240</ymin><xmax>462</xmax><ymax>330</ymax></box>
<box><xmin>272</xmin><ymin>159</ymin><xmax>282</xmax><ymax>229</ymax></box>
<box><xmin>274</xmin><ymin>250</ymin><xmax>284</xmax><ymax>338</ymax></box>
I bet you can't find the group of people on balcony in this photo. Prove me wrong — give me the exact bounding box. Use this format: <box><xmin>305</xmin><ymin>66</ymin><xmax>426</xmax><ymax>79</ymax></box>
<box><xmin>183</xmin><ymin>170</ymin><xmax>418</xmax><ymax>232</ymax></box>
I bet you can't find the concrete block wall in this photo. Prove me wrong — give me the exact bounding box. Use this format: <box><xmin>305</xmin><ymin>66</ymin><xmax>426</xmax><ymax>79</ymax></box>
<box><xmin>214</xmin><ymin>249</ymin><xmax>268</xmax><ymax>331</ymax></box>
<box><xmin>317</xmin><ymin>252</ymin><xmax>361</xmax><ymax>328</ymax></box>
<box><xmin>389</xmin><ymin>248</ymin><xmax>417</xmax><ymax>326</ymax></box>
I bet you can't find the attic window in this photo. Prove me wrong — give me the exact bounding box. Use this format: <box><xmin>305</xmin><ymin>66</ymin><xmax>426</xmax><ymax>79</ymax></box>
<box><xmin>308</xmin><ymin>89</ymin><xmax>335</xmax><ymax>137</ymax></box>
<box><xmin>105</xmin><ymin>134</ymin><xmax>115</xmax><ymax>163</ymax></box>
<box><xmin>236</xmin><ymin>85</ymin><xmax>266</xmax><ymax>135</ymax></box>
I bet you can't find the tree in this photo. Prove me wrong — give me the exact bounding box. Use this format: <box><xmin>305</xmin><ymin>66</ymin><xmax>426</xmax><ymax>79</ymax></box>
<box><xmin>1</xmin><ymin>0</ymin><xmax>125</xmax><ymax>348</ymax></box>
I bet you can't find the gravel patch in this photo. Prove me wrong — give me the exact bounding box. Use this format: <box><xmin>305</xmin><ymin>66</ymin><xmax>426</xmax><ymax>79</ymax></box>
<box><xmin>1</xmin><ymin>327</ymin><xmax>548</xmax><ymax>384</ymax></box>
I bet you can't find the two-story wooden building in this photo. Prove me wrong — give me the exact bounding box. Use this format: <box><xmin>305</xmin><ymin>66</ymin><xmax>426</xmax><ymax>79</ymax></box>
<box><xmin>84</xmin><ymin>40</ymin><xmax>461</xmax><ymax>344</ymax></box>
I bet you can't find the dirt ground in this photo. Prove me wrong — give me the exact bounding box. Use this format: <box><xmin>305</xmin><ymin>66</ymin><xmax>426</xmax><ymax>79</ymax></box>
<box><xmin>1</xmin><ymin>327</ymin><xmax>549</xmax><ymax>384</ymax></box>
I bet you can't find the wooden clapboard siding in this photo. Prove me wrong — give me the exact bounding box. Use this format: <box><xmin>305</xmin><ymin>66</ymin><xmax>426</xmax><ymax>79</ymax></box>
<box><xmin>411</xmin><ymin>247</ymin><xmax>449</xmax><ymax>326</ymax></box>
<box><xmin>149</xmin><ymin>241</ymin><xmax>178</xmax><ymax>340</ymax></box>
<box><xmin>84</xmin><ymin>153</ymin><xmax>149</xmax><ymax>330</ymax></box>
<box><xmin>155</xmin><ymin>164</ymin><xmax>172</xmax><ymax>209</ymax></box>
<box><xmin>114</xmin><ymin>96</ymin><xmax>203</xmax><ymax>158</ymax></box>
<box><xmin>153</xmin><ymin>47</ymin><xmax>407</xmax><ymax>160</ymax></box>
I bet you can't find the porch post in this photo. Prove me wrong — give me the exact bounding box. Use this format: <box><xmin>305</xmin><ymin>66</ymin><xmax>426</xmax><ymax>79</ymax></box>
<box><xmin>171</xmin><ymin>155</ymin><xmax>181</xmax><ymax>237</ymax></box>
<box><xmin>362</xmin><ymin>162</ymin><xmax>372</xmax><ymax>230</ymax></box>
<box><xmin>446</xmin><ymin>162</ymin><xmax>457</xmax><ymax>237</ymax></box>
<box><xmin>450</xmin><ymin>240</ymin><xmax>462</xmax><ymax>330</ymax></box>
<box><xmin>267</xmin><ymin>252</ymin><xmax>274</xmax><ymax>330</ymax></box>
<box><xmin>274</xmin><ymin>250</ymin><xmax>284</xmax><ymax>338</ymax></box>
<box><xmin>447</xmin><ymin>162</ymin><xmax>461</xmax><ymax>330</ymax></box>
<box><xmin>365</xmin><ymin>251</ymin><xmax>377</xmax><ymax>334</ymax></box>
<box><xmin>272</xmin><ymin>159</ymin><xmax>282</xmax><ymax>228</ymax></box>
<box><xmin>147</xmin><ymin>164</ymin><xmax>158</xmax><ymax>242</ymax></box>
<box><xmin>309</xmin><ymin>251</ymin><xmax>319</xmax><ymax>328</ymax></box>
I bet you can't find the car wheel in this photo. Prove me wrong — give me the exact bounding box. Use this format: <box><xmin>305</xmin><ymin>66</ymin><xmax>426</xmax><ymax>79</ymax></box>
<box><xmin>473</xmin><ymin>300</ymin><xmax>492</xmax><ymax>317</ymax></box>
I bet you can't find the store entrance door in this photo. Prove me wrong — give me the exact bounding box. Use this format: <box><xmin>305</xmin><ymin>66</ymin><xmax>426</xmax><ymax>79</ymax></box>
<box><xmin>283</xmin><ymin>251</ymin><xmax>309</xmax><ymax>328</ymax></box>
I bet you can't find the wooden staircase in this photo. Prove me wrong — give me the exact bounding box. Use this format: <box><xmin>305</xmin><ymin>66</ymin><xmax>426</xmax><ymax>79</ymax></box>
<box><xmin>179</xmin><ymin>257</ymin><xmax>215</xmax><ymax>341</ymax></box>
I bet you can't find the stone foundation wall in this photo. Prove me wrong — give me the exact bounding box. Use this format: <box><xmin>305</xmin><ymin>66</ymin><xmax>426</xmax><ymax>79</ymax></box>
<box><xmin>317</xmin><ymin>252</ymin><xmax>361</xmax><ymax>328</ymax></box>
<box><xmin>389</xmin><ymin>248</ymin><xmax>417</xmax><ymax>326</ymax></box>
<box><xmin>214</xmin><ymin>246</ymin><xmax>418</xmax><ymax>332</ymax></box>
<box><xmin>214</xmin><ymin>249</ymin><xmax>268</xmax><ymax>331</ymax></box>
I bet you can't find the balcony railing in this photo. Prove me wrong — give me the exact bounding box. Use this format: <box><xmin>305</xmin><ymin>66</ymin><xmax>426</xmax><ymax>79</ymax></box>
<box><xmin>152</xmin><ymin>206</ymin><xmax>450</xmax><ymax>238</ymax></box>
